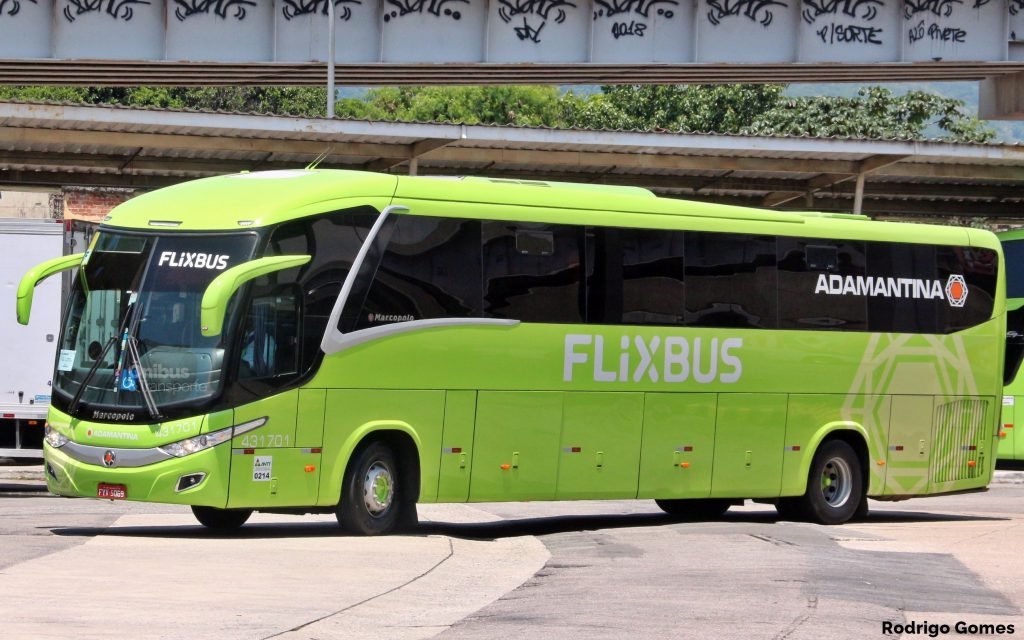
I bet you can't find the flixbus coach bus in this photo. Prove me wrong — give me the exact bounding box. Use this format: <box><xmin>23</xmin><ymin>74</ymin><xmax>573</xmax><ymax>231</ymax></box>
<box><xmin>998</xmin><ymin>229</ymin><xmax>1024</xmax><ymax>463</ymax></box>
<box><xmin>17</xmin><ymin>170</ymin><xmax>1007</xmax><ymax>533</ymax></box>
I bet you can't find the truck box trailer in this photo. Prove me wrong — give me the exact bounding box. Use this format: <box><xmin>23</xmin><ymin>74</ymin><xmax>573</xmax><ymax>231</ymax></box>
<box><xmin>0</xmin><ymin>218</ymin><xmax>92</xmax><ymax>458</ymax></box>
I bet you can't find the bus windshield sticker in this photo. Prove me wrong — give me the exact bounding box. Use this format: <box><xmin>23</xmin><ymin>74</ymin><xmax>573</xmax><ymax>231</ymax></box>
<box><xmin>57</xmin><ymin>350</ymin><xmax>76</xmax><ymax>372</ymax></box>
<box><xmin>253</xmin><ymin>456</ymin><xmax>272</xmax><ymax>482</ymax></box>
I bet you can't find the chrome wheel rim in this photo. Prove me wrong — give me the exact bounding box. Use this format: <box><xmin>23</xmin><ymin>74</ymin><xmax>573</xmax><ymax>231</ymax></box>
<box><xmin>363</xmin><ymin>461</ymin><xmax>394</xmax><ymax>517</ymax></box>
<box><xmin>820</xmin><ymin>456</ymin><xmax>852</xmax><ymax>508</ymax></box>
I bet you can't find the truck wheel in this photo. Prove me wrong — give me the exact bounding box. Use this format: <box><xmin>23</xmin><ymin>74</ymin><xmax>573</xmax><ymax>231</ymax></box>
<box><xmin>191</xmin><ymin>506</ymin><xmax>252</xmax><ymax>530</ymax></box>
<box><xmin>799</xmin><ymin>440</ymin><xmax>864</xmax><ymax>525</ymax></box>
<box><xmin>655</xmin><ymin>498</ymin><xmax>732</xmax><ymax>519</ymax></box>
<box><xmin>336</xmin><ymin>440</ymin><xmax>412</xmax><ymax>535</ymax></box>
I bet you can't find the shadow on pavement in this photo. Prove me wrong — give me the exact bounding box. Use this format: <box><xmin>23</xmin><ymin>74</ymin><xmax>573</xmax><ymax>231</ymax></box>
<box><xmin>47</xmin><ymin>506</ymin><xmax>1006</xmax><ymax>541</ymax></box>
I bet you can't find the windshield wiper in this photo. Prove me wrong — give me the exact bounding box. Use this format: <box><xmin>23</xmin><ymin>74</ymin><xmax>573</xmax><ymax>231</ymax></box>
<box><xmin>67</xmin><ymin>335</ymin><xmax>117</xmax><ymax>416</ymax></box>
<box><xmin>124</xmin><ymin>334</ymin><xmax>162</xmax><ymax>420</ymax></box>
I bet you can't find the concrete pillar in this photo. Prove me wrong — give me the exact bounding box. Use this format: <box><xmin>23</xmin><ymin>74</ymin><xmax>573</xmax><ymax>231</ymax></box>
<box><xmin>979</xmin><ymin>72</ymin><xmax>1024</xmax><ymax>120</ymax></box>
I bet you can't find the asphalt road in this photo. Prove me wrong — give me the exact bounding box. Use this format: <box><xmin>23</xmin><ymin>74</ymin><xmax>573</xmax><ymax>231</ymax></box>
<box><xmin>1</xmin><ymin>477</ymin><xmax>1022</xmax><ymax>639</ymax></box>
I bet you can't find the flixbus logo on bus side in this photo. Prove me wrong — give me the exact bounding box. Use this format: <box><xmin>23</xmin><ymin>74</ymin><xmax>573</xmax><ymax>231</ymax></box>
<box><xmin>814</xmin><ymin>273</ymin><xmax>968</xmax><ymax>308</ymax></box>
<box><xmin>563</xmin><ymin>335</ymin><xmax>743</xmax><ymax>384</ymax></box>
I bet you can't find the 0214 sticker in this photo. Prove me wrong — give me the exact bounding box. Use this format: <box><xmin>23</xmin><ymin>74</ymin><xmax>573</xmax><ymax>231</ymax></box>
<box><xmin>253</xmin><ymin>456</ymin><xmax>272</xmax><ymax>482</ymax></box>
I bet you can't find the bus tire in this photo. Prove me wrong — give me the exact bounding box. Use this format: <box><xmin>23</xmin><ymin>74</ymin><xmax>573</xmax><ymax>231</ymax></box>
<box><xmin>191</xmin><ymin>506</ymin><xmax>252</xmax><ymax>530</ymax></box>
<box><xmin>655</xmin><ymin>498</ymin><xmax>732</xmax><ymax>519</ymax></box>
<box><xmin>799</xmin><ymin>439</ymin><xmax>864</xmax><ymax>525</ymax></box>
<box><xmin>336</xmin><ymin>440</ymin><xmax>409</xmax><ymax>536</ymax></box>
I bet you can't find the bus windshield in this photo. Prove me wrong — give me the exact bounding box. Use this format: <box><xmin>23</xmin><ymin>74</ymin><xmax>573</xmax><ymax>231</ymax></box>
<box><xmin>53</xmin><ymin>231</ymin><xmax>257</xmax><ymax>418</ymax></box>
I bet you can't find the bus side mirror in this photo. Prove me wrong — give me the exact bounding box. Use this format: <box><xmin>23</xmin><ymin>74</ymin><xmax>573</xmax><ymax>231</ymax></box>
<box><xmin>16</xmin><ymin>253</ymin><xmax>84</xmax><ymax>325</ymax></box>
<box><xmin>200</xmin><ymin>255</ymin><xmax>311</xmax><ymax>337</ymax></box>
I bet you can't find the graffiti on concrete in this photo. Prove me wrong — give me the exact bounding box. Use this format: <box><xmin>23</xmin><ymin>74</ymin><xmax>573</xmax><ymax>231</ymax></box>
<box><xmin>383</xmin><ymin>0</ymin><xmax>468</xmax><ymax>22</ymax></box>
<box><xmin>173</xmin><ymin>0</ymin><xmax>256</xmax><ymax>20</ymax></box>
<box><xmin>801</xmin><ymin>0</ymin><xmax>883</xmax><ymax>46</ymax></box>
<box><xmin>498</xmin><ymin>0</ymin><xmax>577</xmax><ymax>43</ymax></box>
<box><xmin>0</xmin><ymin>0</ymin><xmax>36</xmax><ymax>18</ymax></box>
<box><xmin>706</xmin><ymin>0</ymin><xmax>788</xmax><ymax>27</ymax></box>
<box><xmin>594</xmin><ymin>0</ymin><xmax>677</xmax><ymax>40</ymax></box>
<box><xmin>283</xmin><ymin>0</ymin><xmax>362</xmax><ymax>20</ymax></box>
<box><xmin>63</xmin><ymin>0</ymin><xmax>151</xmax><ymax>22</ymax></box>
<box><xmin>802</xmin><ymin>0</ymin><xmax>880</xmax><ymax>23</ymax></box>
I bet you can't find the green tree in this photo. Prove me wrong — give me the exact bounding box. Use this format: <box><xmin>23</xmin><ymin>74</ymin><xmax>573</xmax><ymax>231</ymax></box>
<box><xmin>335</xmin><ymin>85</ymin><xmax>565</xmax><ymax>126</ymax></box>
<box><xmin>741</xmin><ymin>86</ymin><xmax>994</xmax><ymax>143</ymax></box>
<box><xmin>565</xmin><ymin>84</ymin><xmax>784</xmax><ymax>133</ymax></box>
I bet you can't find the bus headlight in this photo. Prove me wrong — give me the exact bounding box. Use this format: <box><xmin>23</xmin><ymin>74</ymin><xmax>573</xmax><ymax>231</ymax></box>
<box><xmin>159</xmin><ymin>426</ymin><xmax>233</xmax><ymax>458</ymax></box>
<box><xmin>44</xmin><ymin>424</ymin><xmax>69</xmax><ymax>449</ymax></box>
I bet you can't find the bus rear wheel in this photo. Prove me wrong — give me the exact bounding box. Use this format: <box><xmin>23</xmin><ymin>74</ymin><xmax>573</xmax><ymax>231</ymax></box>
<box><xmin>191</xmin><ymin>506</ymin><xmax>252</xmax><ymax>530</ymax></box>
<box><xmin>336</xmin><ymin>440</ymin><xmax>413</xmax><ymax>536</ymax></box>
<box><xmin>655</xmin><ymin>498</ymin><xmax>732</xmax><ymax>520</ymax></box>
<box><xmin>798</xmin><ymin>439</ymin><xmax>864</xmax><ymax>525</ymax></box>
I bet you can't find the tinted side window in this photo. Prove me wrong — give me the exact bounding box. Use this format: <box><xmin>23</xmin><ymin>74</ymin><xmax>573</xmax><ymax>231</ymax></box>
<box><xmin>483</xmin><ymin>221</ymin><xmax>583</xmax><ymax>323</ymax></box>
<box><xmin>938</xmin><ymin>246</ymin><xmax>997</xmax><ymax>332</ymax></box>
<box><xmin>866</xmin><ymin>242</ymin><xmax>939</xmax><ymax>333</ymax></box>
<box><xmin>685</xmin><ymin>232</ymin><xmax>777</xmax><ymax>329</ymax></box>
<box><xmin>778</xmin><ymin>238</ymin><xmax>867</xmax><ymax>331</ymax></box>
<box><xmin>356</xmin><ymin>216</ymin><xmax>482</xmax><ymax>330</ymax></box>
<box><xmin>1004</xmin><ymin>239</ymin><xmax>1024</xmax><ymax>299</ymax></box>
<box><xmin>587</xmin><ymin>227</ymin><xmax>685</xmax><ymax>325</ymax></box>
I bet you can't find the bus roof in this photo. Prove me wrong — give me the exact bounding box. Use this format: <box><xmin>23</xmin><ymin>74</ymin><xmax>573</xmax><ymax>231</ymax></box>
<box><xmin>101</xmin><ymin>169</ymin><xmax>997</xmax><ymax>251</ymax></box>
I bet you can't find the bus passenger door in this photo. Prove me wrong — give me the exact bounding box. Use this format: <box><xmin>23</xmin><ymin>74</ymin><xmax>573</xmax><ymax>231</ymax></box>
<box><xmin>711</xmin><ymin>393</ymin><xmax>787</xmax><ymax>498</ymax></box>
<box><xmin>469</xmin><ymin>391</ymin><xmax>561</xmax><ymax>502</ymax></box>
<box><xmin>556</xmin><ymin>392</ymin><xmax>643</xmax><ymax>500</ymax></box>
<box><xmin>637</xmin><ymin>393</ymin><xmax>717</xmax><ymax>499</ymax></box>
<box><xmin>999</xmin><ymin>395</ymin><xmax>1016</xmax><ymax>461</ymax></box>
<box><xmin>883</xmin><ymin>395</ymin><xmax>933</xmax><ymax>495</ymax></box>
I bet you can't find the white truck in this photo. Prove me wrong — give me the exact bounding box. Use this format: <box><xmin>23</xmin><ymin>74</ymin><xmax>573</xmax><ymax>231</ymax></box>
<box><xmin>0</xmin><ymin>218</ymin><xmax>92</xmax><ymax>458</ymax></box>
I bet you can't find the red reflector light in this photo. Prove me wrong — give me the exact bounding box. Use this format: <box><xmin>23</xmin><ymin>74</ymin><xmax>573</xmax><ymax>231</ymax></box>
<box><xmin>2</xmin><ymin>413</ymin><xmax>13</xmax><ymax>419</ymax></box>
<box><xmin>1005</xmin><ymin>424</ymin><xmax>1015</xmax><ymax>429</ymax></box>
<box><xmin>451</xmin><ymin>447</ymin><xmax>462</xmax><ymax>454</ymax></box>
<box><xmin>894</xmin><ymin>445</ymin><xmax>904</xmax><ymax>451</ymax></box>
<box><xmin>571</xmin><ymin>447</ymin><xmax>581</xmax><ymax>453</ymax></box>
<box><xmin>243</xmin><ymin>448</ymin><xmax>255</xmax><ymax>455</ymax></box>
<box><xmin>311</xmin><ymin>447</ymin><xmax>322</xmax><ymax>454</ymax></box>
<box><xmin>27</xmin><ymin>420</ymin><xmax>38</xmax><ymax>426</ymax></box>
<box><xmin>683</xmin><ymin>446</ymin><xmax>693</xmax><ymax>452</ymax></box>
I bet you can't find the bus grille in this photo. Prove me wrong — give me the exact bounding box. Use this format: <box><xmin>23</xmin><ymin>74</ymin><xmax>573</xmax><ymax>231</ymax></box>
<box><xmin>931</xmin><ymin>398</ymin><xmax>988</xmax><ymax>485</ymax></box>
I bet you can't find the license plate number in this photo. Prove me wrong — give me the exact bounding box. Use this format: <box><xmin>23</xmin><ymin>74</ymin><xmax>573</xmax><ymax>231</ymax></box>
<box><xmin>97</xmin><ymin>483</ymin><xmax>126</xmax><ymax>500</ymax></box>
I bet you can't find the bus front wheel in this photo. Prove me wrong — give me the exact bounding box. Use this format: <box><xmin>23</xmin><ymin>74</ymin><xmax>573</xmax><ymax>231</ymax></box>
<box><xmin>799</xmin><ymin>440</ymin><xmax>864</xmax><ymax>525</ymax></box>
<box><xmin>191</xmin><ymin>506</ymin><xmax>252</xmax><ymax>530</ymax></box>
<box><xmin>336</xmin><ymin>440</ymin><xmax>410</xmax><ymax>536</ymax></box>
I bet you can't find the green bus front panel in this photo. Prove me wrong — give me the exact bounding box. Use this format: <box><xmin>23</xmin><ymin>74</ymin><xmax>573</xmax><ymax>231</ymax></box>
<box><xmin>227</xmin><ymin>448</ymin><xmax>322</xmax><ymax>508</ymax></box>
<box><xmin>884</xmin><ymin>395</ymin><xmax>934</xmax><ymax>495</ymax></box>
<box><xmin>470</xmin><ymin>391</ymin><xmax>561</xmax><ymax>502</ymax></box>
<box><xmin>437</xmin><ymin>390</ymin><xmax>477</xmax><ymax>502</ymax></box>
<box><xmin>637</xmin><ymin>393</ymin><xmax>716</xmax><ymax>499</ymax></box>
<box><xmin>556</xmin><ymin>392</ymin><xmax>643</xmax><ymax>500</ymax></box>
<box><xmin>711</xmin><ymin>393</ymin><xmax>787</xmax><ymax>498</ymax></box>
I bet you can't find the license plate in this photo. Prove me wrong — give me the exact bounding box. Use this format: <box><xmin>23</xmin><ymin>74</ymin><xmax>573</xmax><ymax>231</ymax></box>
<box><xmin>97</xmin><ymin>483</ymin><xmax>127</xmax><ymax>500</ymax></box>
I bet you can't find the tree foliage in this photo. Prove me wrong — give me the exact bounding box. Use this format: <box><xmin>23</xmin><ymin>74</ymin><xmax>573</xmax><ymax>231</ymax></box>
<box><xmin>0</xmin><ymin>83</ymin><xmax>995</xmax><ymax>142</ymax></box>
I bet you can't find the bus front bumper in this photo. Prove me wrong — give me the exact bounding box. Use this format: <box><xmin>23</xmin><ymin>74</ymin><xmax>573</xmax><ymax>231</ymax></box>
<box><xmin>43</xmin><ymin>441</ymin><xmax>231</xmax><ymax>507</ymax></box>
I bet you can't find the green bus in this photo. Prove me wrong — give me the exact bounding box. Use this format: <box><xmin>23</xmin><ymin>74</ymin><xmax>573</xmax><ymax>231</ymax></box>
<box><xmin>18</xmin><ymin>170</ymin><xmax>1006</xmax><ymax>533</ymax></box>
<box><xmin>999</xmin><ymin>229</ymin><xmax>1024</xmax><ymax>463</ymax></box>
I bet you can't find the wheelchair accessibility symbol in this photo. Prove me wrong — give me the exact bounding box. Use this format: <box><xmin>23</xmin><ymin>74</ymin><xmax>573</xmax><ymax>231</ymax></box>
<box><xmin>120</xmin><ymin>368</ymin><xmax>138</xmax><ymax>392</ymax></box>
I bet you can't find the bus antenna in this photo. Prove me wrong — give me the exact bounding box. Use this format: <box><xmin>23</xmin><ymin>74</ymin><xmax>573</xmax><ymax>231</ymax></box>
<box><xmin>305</xmin><ymin>148</ymin><xmax>332</xmax><ymax>171</ymax></box>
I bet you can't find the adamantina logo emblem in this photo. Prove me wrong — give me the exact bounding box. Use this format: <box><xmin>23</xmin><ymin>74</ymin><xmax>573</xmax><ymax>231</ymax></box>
<box><xmin>945</xmin><ymin>274</ymin><xmax>968</xmax><ymax>308</ymax></box>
